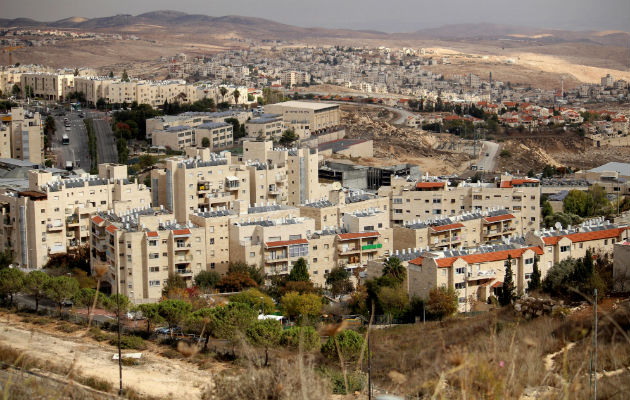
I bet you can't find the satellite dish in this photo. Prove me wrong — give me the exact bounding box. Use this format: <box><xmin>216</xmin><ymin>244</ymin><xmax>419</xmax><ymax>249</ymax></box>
<box><xmin>554</xmin><ymin>222</ymin><xmax>562</xmax><ymax>230</ymax></box>
<box><xmin>331</xmin><ymin>182</ymin><xmax>342</xmax><ymax>190</ymax></box>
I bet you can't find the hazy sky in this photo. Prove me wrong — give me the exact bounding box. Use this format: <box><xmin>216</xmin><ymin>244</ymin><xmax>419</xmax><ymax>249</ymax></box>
<box><xmin>1</xmin><ymin>0</ymin><xmax>628</xmax><ymax>32</ymax></box>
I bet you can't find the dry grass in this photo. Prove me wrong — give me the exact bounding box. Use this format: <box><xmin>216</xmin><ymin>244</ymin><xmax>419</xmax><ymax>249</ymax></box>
<box><xmin>368</xmin><ymin>302</ymin><xmax>630</xmax><ymax>399</ymax></box>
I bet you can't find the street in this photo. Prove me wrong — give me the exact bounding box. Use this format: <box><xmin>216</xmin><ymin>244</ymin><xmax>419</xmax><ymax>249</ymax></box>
<box><xmin>52</xmin><ymin>111</ymin><xmax>90</xmax><ymax>170</ymax></box>
<box><xmin>89</xmin><ymin>111</ymin><xmax>118</xmax><ymax>164</ymax></box>
<box><xmin>479</xmin><ymin>140</ymin><xmax>500</xmax><ymax>172</ymax></box>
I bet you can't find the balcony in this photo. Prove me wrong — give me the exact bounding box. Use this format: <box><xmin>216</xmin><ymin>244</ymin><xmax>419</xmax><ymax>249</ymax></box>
<box><xmin>265</xmin><ymin>265</ymin><xmax>289</xmax><ymax>275</ymax></box>
<box><xmin>176</xmin><ymin>268</ymin><xmax>193</xmax><ymax>276</ymax></box>
<box><xmin>48</xmin><ymin>244</ymin><xmax>66</xmax><ymax>254</ymax></box>
<box><xmin>47</xmin><ymin>223</ymin><xmax>63</xmax><ymax>232</ymax></box>
<box><xmin>268</xmin><ymin>186</ymin><xmax>281</xmax><ymax>195</ymax></box>
<box><xmin>467</xmin><ymin>270</ymin><xmax>496</xmax><ymax>281</ymax></box>
<box><xmin>338</xmin><ymin>246</ymin><xmax>361</xmax><ymax>255</ymax></box>
<box><xmin>175</xmin><ymin>255</ymin><xmax>193</xmax><ymax>264</ymax></box>
<box><xmin>275</xmin><ymin>174</ymin><xmax>287</xmax><ymax>183</ymax></box>
<box><xmin>361</xmin><ymin>243</ymin><xmax>383</xmax><ymax>251</ymax></box>
<box><xmin>266</xmin><ymin>253</ymin><xmax>288</xmax><ymax>263</ymax></box>
<box><xmin>175</xmin><ymin>243</ymin><xmax>191</xmax><ymax>251</ymax></box>
<box><xmin>66</xmin><ymin>215</ymin><xmax>80</xmax><ymax>226</ymax></box>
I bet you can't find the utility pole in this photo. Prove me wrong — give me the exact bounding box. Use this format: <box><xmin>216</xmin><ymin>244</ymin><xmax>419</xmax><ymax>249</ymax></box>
<box><xmin>117</xmin><ymin>280</ymin><xmax>123</xmax><ymax>396</ymax></box>
<box><xmin>367</xmin><ymin>322</ymin><xmax>372</xmax><ymax>400</ymax></box>
<box><xmin>593</xmin><ymin>288</ymin><xmax>598</xmax><ymax>400</ymax></box>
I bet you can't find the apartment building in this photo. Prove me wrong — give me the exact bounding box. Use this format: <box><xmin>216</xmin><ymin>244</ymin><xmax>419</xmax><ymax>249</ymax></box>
<box><xmin>380</xmin><ymin>176</ymin><xmax>540</xmax><ymax>231</ymax></box>
<box><xmin>151</xmin><ymin>122</ymin><xmax>233</xmax><ymax>151</ymax></box>
<box><xmin>264</xmin><ymin>101</ymin><xmax>340</xmax><ymax>134</ymax></box>
<box><xmin>246</xmin><ymin>161</ymin><xmax>289</xmax><ymax>205</ymax></box>
<box><xmin>525</xmin><ymin>220</ymin><xmax>629</xmax><ymax>268</ymax></box>
<box><xmin>0</xmin><ymin>164</ymin><xmax>151</xmax><ymax>269</ymax></box>
<box><xmin>244</xmin><ymin>114</ymin><xmax>284</xmax><ymax>140</ymax></box>
<box><xmin>281</xmin><ymin>71</ymin><xmax>310</xmax><ymax>87</ymax></box>
<box><xmin>150</xmin><ymin>148</ymin><xmax>250</xmax><ymax>224</ymax></box>
<box><xmin>0</xmin><ymin>107</ymin><xmax>43</xmax><ymax>164</ymax></box>
<box><xmin>393</xmin><ymin>209</ymin><xmax>523</xmax><ymax>252</ymax></box>
<box><xmin>73</xmin><ymin>77</ymin><xmax>115</xmax><ymax>105</ymax></box>
<box><xmin>189</xmin><ymin>208</ymin><xmax>235</xmax><ymax>275</ymax></box>
<box><xmin>242</xmin><ymin>140</ymin><xmax>326</xmax><ymax>206</ymax></box>
<box><xmin>90</xmin><ymin>206</ymin><xmax>207</xmax><ymax>304</ymax></box>
<box><xmin>404</xmin><ymin>242</ymin><xmax>544</xmax><ymax>311</ymax></box>
<box><xmin>146</xmin><ymin>111</ymin><xmax>249</xmax><ymax>142</ymax></box>
<box><xmin>299</xmin><ymin>190</ymin><xmax>389</xmax><ymax>230</ymax></box>
<box><xmin>20</xmin><ymin>72</ymin><xmax>75</xmax><ymax>101</ymax></box>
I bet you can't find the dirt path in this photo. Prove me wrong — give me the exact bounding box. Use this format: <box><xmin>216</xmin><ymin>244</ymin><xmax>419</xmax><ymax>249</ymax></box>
<box><xmin>0</xmin><ymin>316</ymin><xmax>216</xmax><ymax>399</ymax></box>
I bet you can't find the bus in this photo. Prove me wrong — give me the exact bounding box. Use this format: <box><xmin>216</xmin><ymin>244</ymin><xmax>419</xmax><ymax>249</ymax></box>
<box><xmin>62</xmin><ymin>134</ymin><xmax>69</xmax><ymax>145</ymax></box>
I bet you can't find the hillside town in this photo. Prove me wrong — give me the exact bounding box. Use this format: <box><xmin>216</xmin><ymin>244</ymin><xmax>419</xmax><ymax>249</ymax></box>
<box><xmin>0</xmin><ymin>4</ymin><xmax>629</xmax><ymax>400</ymax></box>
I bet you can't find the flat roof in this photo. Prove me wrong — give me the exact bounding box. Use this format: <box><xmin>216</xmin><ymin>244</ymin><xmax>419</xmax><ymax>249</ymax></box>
<box><xmin>589</xmin><ymin>162</ymin><xmax>630</xmax><ymax>177</ymax></box>
<box><xmin>269</xmin><ymin>100</ymin><xmax>338</xmax><ymax>111</ymax></box>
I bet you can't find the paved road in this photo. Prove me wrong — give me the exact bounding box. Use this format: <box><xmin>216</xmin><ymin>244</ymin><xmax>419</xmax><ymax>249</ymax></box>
<box><xmin>52</xmin><ymin>111</ymin><xmax>90</xmax><ymax>171</ymax></box>
<box><xmin>88</xmin><ymin>111</ymin><xmax>118</xmax><ymax>164</ymax></box>
<box><xmin>479</xmin><ymin>140</ymin><xmax>500</xmax><ymax>172</ymax></box>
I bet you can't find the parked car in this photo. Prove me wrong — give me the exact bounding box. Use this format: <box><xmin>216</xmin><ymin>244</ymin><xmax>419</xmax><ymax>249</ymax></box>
<box><xmin>61</xmin><ymin>299</ymin><xmax>73</xmax><ymax>307</ymax></box>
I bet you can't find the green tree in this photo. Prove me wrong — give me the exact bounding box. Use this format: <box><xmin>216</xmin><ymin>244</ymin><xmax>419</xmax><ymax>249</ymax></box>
<box><xmin>96</xmin><ymin>97</ymin><xmax>107</xmax><ymax>110</ymax></box>
<box><xmin>228</xmin><ymin>262</ymin><xmax>264</xmax><ymax>285</ymax></box>
<box><xmin>587</xmin><ymin>184</ymin><xmax>610</xmax><ymax>216</ymax></box>
<box><xmin>136</xmin><ymin>303</ymin><xmax>164</xmax><ymax>334</ymax></box>
<box><xmin>321</xmin><ymin>330</ymin><xmax>365</xmax><ymax>362</ymax></box>
<box><xmin>499</xmin><ymin>255</ymin><xmax>515</xmax><ymax>306</ymax></box>
<box><xmin>158</xmin><ymin>299</ymin><xmax>192</xmax><ymax>336</ymax></box>
<box><xmin>246</xmin><ymin>319</ymin><xmax>282</xmax><ymax>366</ymax></box>
<box><xmin>187</xmin><ymin>307</ymin><xmax>214</xmax><ymax>351</ymax></box>
<box><xmin>74</xmin><ymin>68</ymin><xmax>79</xmax><ymax>76</ymax></box>
<box><xmin>0</xmin><ymin>250</ymin><xmax>12</xmax><ymax>270</ymax></box>
<box><xmin>278</xmin><ymin>129</ymin><xmax>298</xmax><ymax>146</ymax></box>
<box><xmin>0</xmin><ymin>268</ymin><xmax>24</xmax><ymax>305</ymax></box>
<box><xmin>45</xmin><ymin>276</ymin><xmax>79</xmax><ymax>311</ymax></box>
<box><xmin>104</xmin><ymin>293</ymin><xmax>130</xmax><ymax>320</ymax></box>
<box><xmin>44</xmin><ymin>115</ymin><xmax>56</xmax><ymax>136</ymax></box>
<box><xmin>288</xmin><ymin>257</ymin><xmax>309</xmax><ymax>282</ymax></box>
<box><xmin>280</xmin><ymin>291</ymin><xmax>322</xmax><ymax>320</ymax></box>
<box><xmin>219</xmin><ymin>86</ymin><xmax>228</xmax><ymax>103</ymax></box>
<box><xmin>201</xmin><ymin>136</ymin><xmax>210</xmax><ymax>148</ymax></box>
<box><xmin>108</xmin><ymin>71</ymin><xmax>114</xmax><ymax>78</ymax></box>
<box><xmin>528</xmin><ymin>255</ymin><xmax>541</xmax><ymax>292</ymax></box>
<box><xmin>23</xmin><ymin>270</ymin><xmax>50</xmax><ymax>311</ymax></box>
<box><xmin>377</xmin><ymin>286</ymin><xmax>409</xmax><ymax>323</ymax></box>
<box><xmin>279</xmin><ymin>326</ymin><xmax>320</xmax><ymax>351</ymax></box>
<box><xmin>232</xmin><ymin>89</ymin><xmax>240</xmax><ymax>105</ymax></box>
<box><xmin>208</xmin><ymin>302</ymin><xmax>258</xmax><ymax>345</ymax></box>
<box><xmin>542</xmin><ymin>200</ymin><xmax>553</xmax><ymax>219</ymax></box>
<box><xmin>326</xmin><ymin>266</ymin><xmax>353</xmax><ymax>297</ymax></box>
<box><xmin>162</xmin><ymin>273</ymin><xmax>187</xmax><ymax>297</ymax></box>
<box><xmin>194</xmin><ymin>270</ymin><xmax>221</xmax><ymax>290</ymax></box>
<box><xmin>425</xmin><ymin>286</ymin><xmax>458</xmax><ymax>320</ymax></box>
<box><xmin>563</xmin><ymin>189</ymin><xmax>590</xmax><ymax>217</ymax></box>
<box><xmin>230</xmin><ymin>288</ymin><xmax>274</xmax><ymax>315</ymax></box>
<box><xmin>382</xmin><ymin>257</ymin><xmax>406</xmax><ymax>284</ymax></box>
<box><xmin>121</xmin><ymin>69</ymin><xmax>129</xmax><ymax>82</ymax></box>
<box><xmin>72</xmin><ymin>287</ymin><xmax>105</xmax><ymax>319</ymax></box>
<box><xmin>11</xmin><ymin>84</ymin><xmax>20</xmax><ymax>97</ymax></box>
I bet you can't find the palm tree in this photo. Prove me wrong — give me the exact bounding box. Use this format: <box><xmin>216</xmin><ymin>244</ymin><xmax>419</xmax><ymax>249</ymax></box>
<box><xmin>232</xmin><ymin>89</ymin><xmax>240</xmax><ymax>106</ymax></box>
<box><xmin>382</xmin><ymin>256</ymin><xmax>406</xmax><ymax>283</ymax></box>
<box><xmin>219</xmin><ymin>87</ymin><xmax>228</xmax><ymax>103</ymax></box>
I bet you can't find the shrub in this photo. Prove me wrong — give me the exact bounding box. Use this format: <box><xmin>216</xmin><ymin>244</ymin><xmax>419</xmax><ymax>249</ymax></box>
<box><xmin>78</xmin><ymin>375</ymin><xmax>113</xmax><ymax>392</ymax></box>
<box><xmin>280</xmin><ymin>326</ymin><xmax>321</xmax><ymax>351</ymax></box>
<box><xmin>321</xmin><ymin>330</ymin><xmax>365</xmax><ymax>362</ymax></box>
<box><xmin>89</xmin><ymin>327</ymin><xmax>112</xmax><ymax>342</ymax></box>
<box><xmin>320</xmin><ymin>367</ymin><xmax>366</xmax><ymax>394</ymax></box>
<box><xmin>57</xmin><ymin>322</ymin><xmax>80</xmax><ymax>333</ymax></box>
<box><xmin>110</xmin><ymin>335</ymin><xmax>147</xmax><ymax>350</ymax></box>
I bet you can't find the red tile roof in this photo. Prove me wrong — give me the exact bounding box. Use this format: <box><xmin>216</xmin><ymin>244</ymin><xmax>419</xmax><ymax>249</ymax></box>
<box><xmin>416</xmin><ymin>182</ymin><xmax>445</xmax><ymax>189</ymax></box>
<box><xmin>484</xmin><ymin>214</ymin><xmax>515</xmax><ymax>223</ymax></box>
<box><xmin>91</xmin><ymin>216</ymin><xmax>104</xmax><ymax>224</ymax></box>
<box><xmin>265</xmin><ymin>238</ymin><xmax>308</xmax><ymax>248</ymax></box>
<box><xmin>492</xmin><ymin>281</ymin><xmax>503</xmax><ymax>288</ymax></box>
<box><xmin>146</xmin><ymin>231</ymin><xmax>158</xmax><ymax>237</ymax></box>
<box><xmin>430</xmin><ymin>223</ymin><xmax>464</xmax><ymax>232</ymax></box>
<box><xmin>338</xmin><ymin>232</ymin><xmax>381</xmax><ymax>240</ymax></box>
<box><xmin>172</xmin><ymin>229</ymin><xmax>191</xmax><ymax>236</ymax></box>
<box><xmin>543</xmin><ymin>227</ymin><xmax>628</xmax><ymax>245</ymax></box>
<box><xmin>500</xmin><ymin>178</ymin><xmax>539</xmax><ymax>188</ymax></box>
<box><xmin>106</xmin><ymin>225</ymin><xmax>118</xmax><ymax>233</ymax></box>
<box><xmin>410</xmin><ymin>246</ymin><xmax>543</xmax><ymax>268</ymax></box>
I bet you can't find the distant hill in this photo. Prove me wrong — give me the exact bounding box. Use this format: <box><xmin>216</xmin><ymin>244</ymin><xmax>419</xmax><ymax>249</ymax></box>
<box><xmin>0</xmin><ymin>11</ymin><xmax>626</xmax><ymax>46</ymax></box>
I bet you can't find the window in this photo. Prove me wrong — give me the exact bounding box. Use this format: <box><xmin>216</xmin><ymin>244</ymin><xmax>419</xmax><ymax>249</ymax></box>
<box><xmin>127</xmin><ymin>242</ymin><xmax>131</xmax><ymax>249</ymax></box>
<box><xmin>455</xmin><ymin>282</ymin><xmax>465</xmax><ymax>289</ymax></box>
<box><xmin>393</xmin><ymin>198</ymin><xmax>402</xmax><ymax>204</ymax></box>
<box><xmin>148</xmin><ymin>240</ymin><xmax>157</xmax><ymax>246</ymax></box>
<box><xmin>149</xmin><ymin>280</ymin><xmax>161</xmax><ymax>287</ymax></box>
<box><xmin>560</xmin><ymin>245</ymin><xmax>570</xmax><ymax>252</ymax></box>
<box><xmin>364</xmin><ymin>225</ymin><xmax>374</xmax><ymax>231</ymax></box>
<box><xmin>149</xmin><ymin>253</ymin><xmax>159</xmax><ymax>259</ymax></box>
<box><xmin>312</xmin><ymin>245</ymin><xmax>318</xmax><ymax>251</ymax></box>
<box><xmin>455</xmin><ymin>267</ymin><xmax>466</xmax><ymax>274</ymax></box>
<box><xmin>250</xmin><ymin>252</ymin><xmax>255</xmax><ymax>258</ymax></box>
<box><xmin>209</xmin><ymin>238</ymin><xmax>215</xmax><ymax>244</ymax></box>
<box><xmin>525</xmin><ymin>273</ymin><xmax>532</xmax><ymax>279</ymax></box>
<box><xmin>525</xmin><ymin>258</ymin><xmax>534</xmax><ymax>265</ymax></box>
<box><xmin>149</xmin><ymin>266</ymin><xmax>159</xmax><ymax>272</ymax></box>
